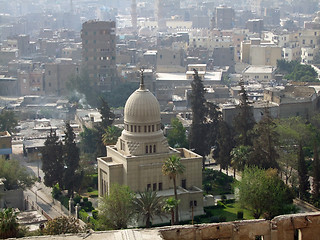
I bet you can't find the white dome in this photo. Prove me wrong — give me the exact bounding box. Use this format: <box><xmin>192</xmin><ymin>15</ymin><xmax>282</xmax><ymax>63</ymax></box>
<box><xmin>124</xmin><ymin>87</ymin><xmax>160</xmax><ymax>124</ymax></box>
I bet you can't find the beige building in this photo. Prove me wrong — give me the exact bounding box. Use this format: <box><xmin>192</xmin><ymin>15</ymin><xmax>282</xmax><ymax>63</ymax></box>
<box><xmin>241</xmin><ymin>38</ymin><xmax>281</xmax><ymax>66</ymax></box>
<box><xmin>0</xmin><ymin>131</ymin><xmax>12</xmax><ymax>157</ymax></box>
<box><xmin>98</xmin><ymin>80</ymin><xmax>204</xmax><ymax>225</ymax></box>
<box><xmin>242</xmin><ymin>65</ymin><xmax>276</xmax><ymax>82</ymax></box>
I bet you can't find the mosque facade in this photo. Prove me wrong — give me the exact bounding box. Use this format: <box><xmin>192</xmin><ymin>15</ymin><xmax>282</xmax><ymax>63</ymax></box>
<box><xmin>97</xmin><ymin>78</ymin><xmax>204</xmax><ymax>224</ymax></box>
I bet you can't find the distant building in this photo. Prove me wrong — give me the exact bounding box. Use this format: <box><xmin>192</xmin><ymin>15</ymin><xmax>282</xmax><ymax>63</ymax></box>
<box><xmin>212</xmin><ymin>47</ymin><xmax>235</xmax><ymax>73</ymax></box>
<box><xmin>0</xmin><ymin>131</ymin><xmax>12</xmax><ymax>158</ymax></box>
<box><xmin>241</xmin><ymin>38</ymin><xmax>281</xmax><ymax>66</ymax></box>
<box><xmin>246</xmin><ymin>19</ymin><xmax>264</xmax><ymax>34</ymax></box>
<box><xmin>215</xmin><ymin>6</ymin><xmax>234</xmax><ymax>30</ymax></box>
<box><xmin>242</xmin><ymin>65</ymin><xmax>276</xmax><ymax>82</ymax></box>
<box><xmin>81</xmin><ymin>20</ymin><xmax>117</xmax><ymax>91</ymax></box>
<box><xmin>44</xmin><ymin>58</ymin><xmax>80</xmax><ymax>96</ymax></box>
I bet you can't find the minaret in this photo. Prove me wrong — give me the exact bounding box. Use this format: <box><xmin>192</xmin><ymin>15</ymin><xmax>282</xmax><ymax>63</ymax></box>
<box><xmin>131</xmin><ymin>0</ymin><xmax>137</xmax><ymax>34</ymax></box>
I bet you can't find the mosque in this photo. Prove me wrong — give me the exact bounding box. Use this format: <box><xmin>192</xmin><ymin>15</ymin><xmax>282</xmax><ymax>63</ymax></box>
<box><xmin>97</xmin><ymin>75</ymin><xmax>204</xmax><ymax>225</ymax></box>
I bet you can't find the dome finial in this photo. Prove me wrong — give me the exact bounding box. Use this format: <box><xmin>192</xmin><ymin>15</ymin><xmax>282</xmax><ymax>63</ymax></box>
<box><xmin>140</xmin><ymin>68</ymin><xmax>145</xmax><ymax>90</ymax></box>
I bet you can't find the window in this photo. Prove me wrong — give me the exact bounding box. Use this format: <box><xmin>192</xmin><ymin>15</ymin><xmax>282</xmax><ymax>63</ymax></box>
<box><xmin>153</xmin><ymin>183</ymin><xmax>157</xmax><ymax>191</ymax></box>
<box><xmin>131</xmin><ymin>125</ymin><xmax>133</xmax><ymax>132</ymax></box>
<box><xmin>147</xmin><ymin>184</ymin><xmax>151</xmax><ymax>190</ymax></box>
<box><xmin>148</xmin><ymin>125</ymin><xmax>151</xmax><ymax>132</ymax></box>
<box><xmin>146</xmin><ymin>146</ymin><xmax>148</xmax><ymax>153</ymax></box>
<box><xmin>153</xmin><ymin>145</ymin><xmax>156</xmax><ymax>153</ymax></box>
<box><xmin>149</xmin><ymin>145</ymin><xmax>152</xmax><ymax>153</ymax></box>
<box><xmin>138</xmin><ymin>126</ymin><xmax>141</xmax><ymax>132</ymax></box>
<box><xmin>182</xmin><ymin>179</ymin><xmax>186</xmax><ymax>189</ymax></box>
<box><xmin>158</xmin><ymin>182</ymin><xmax>163</xmax><ymax>191</ymax></box>
<box><xmin>152</xmin><ymin>125</ymin><xmax>154</xmax><ymax>132</ymax></box>
<box><xmin>134</xmin><ymin>126</ymin><xmax>137</xmax><ymax>132</ymax></box>
<box><xmin>255</xmin><ymin>236</ymin><xmax>264</xmax><ymax>240</ymax></box>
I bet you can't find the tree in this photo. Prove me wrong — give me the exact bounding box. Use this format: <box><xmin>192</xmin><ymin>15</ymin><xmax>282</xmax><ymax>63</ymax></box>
<box><xmin>163</xmin><ymin>197</ymin><xmax>180</xmax><ymax>225</ymax></box>
<box><xmin>214</xmin><ymin>121</ymin><xmax>235</xmax><ymax>174</ymax></box>
<box><xmin>189</xmin><ymin>70</ymin><xmax>221</xmax><ymax>169</ymax></box>
<box><xmin>102</xmin><ymin>126</ymin><xmax>122</xmax><ymax>146</ymax></box>
<box><xmin>167</xmin><ymin>118</ymin><xmax>188</xmax><ymax>148</ymax></box>
<box><xmin>237</xmin><ymin>167</ymin><xmax>294</xmax><ymax>219</ymax></box>
<box><xmin>95</xmin><ymin>97</ymin><xmax>115</xmax><ymax>157</ymax></box>
<box><xmin>298</xmin><ymin>143</ymin><xmax>310</xmax><ymax>200</ymax></box>
<box><xmin>63</xmin><ymin>123</ymin><xmax>80</xmax><ymax>197</ymax></box>
<box><xmin>233</xmin><ymin>82</ymin><xmax>255</xmax><ymax>146</ymax></box>
<box><xmin>41</xmin><ymin>129</ymin><xmax>64</xmax><ymax>187</ymax></box>
<box><xmin>248</xmin><ymin>108</ymin><xmax>279</xmax><ymax>170</ymax></box>
<box><xmin>230</xmin><ymin>145</ymin><xmax>252</xmax><ymax>177</ymax></box>
<box><xmin>312</xmin><ymin>143</ymin><xmax>320</xmax><ymax>199</ymax></box>
<box><xmin>41</xmin><ymin>216</ymin><xmax>84</xmax><ymax>235</ymax></box>
<box><xmin>0</xmin><ymin>158</ymin><xmax>35</xmax><ymax>190</ymax></box>
<box><xmin>0</xmin><ymin>208</ymin><xmax>20</xmax><ymax>239</ymax></box>
<box><xmin>133</xmin><ymin>190</ymin><xmax>164</xmax><ymax>228</ymax></box>
<box><xmin>162</xmin><ymin>155</ymin><xmax>185</xmax><ymax>224</ymax></box>
<box><xmin>275</xmin><ymin>117</ymin><xmax>313</xmax><ymax>185</ymax></box>
<box><xmin>79</xmin><ymin>126</ymin><xmax>99</xmax><ymax>154</ymax></box>
<box><xmin>0</xmin><ymin>110</ymin><xmax>18</xmax><ymax>134</ymax></box>
<box><xmin>189</xmin><ymin>69</ymin><xmax>207</xmax><ymax>159</ymax></box>
<box><xmin>98</xmin><ymin>184</ymin><xmax>135</xmax><ymax>229</ymax></box>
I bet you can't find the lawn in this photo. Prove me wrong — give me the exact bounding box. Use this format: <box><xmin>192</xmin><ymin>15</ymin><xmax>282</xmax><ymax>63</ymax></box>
<box><xmin>194</xmin><ymin>201</ymin><xmax>254</xmax><ymax>224</ymax></box>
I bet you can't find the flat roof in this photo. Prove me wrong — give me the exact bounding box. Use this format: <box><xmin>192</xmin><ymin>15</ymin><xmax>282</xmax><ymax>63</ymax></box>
<box><xmin>157</xmin><ymin>71</ymin><xmax>222</xmax><ymax>81</ymax></box>
<box><xmin>243</xmin><ymin>66</ymin><xmax>276</xmax><ymax>74</ymax></box>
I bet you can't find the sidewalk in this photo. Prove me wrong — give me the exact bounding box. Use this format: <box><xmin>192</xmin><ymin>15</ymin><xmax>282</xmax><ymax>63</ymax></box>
<box><xmin>12</xmin><ymin>144</ymin><xmax>68</xmax><ymax>219</ymax></box>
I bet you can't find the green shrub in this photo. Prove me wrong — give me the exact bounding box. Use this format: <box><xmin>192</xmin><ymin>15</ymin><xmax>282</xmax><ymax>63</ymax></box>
<box><xmin>51</xmin><ymin>184</ymin><xmax>61</xmax><ymax>199</ymax></box>
<box><xmin>83</xmin><ymin>197</ymin><xmax>88</xmax><ymax>202</ymax></box>
<box><xmin>87</xmin><ymin>187</ymin><xmax>93</xmax><ymax>192</ymax></box>
<box><xmin>221</xmin><ymin>195</ymin><xmax>227</xmax><ymax>204</ymax></box>
<box><xmin>58</xmin><ymin>195</ymin><xmax>70</xmax><ymax>209</ymax></box>
<box><xmin>237</xmin><ymin>211</ymin><xmax>244</xmax><ymax>219</ymax></box>
<box><xmin>217</xmin><ymin>201</ymin><xmax>226</xmax><ymax>208</ymax></box>
<box><xmin>219</xmin><ymin>216</ymin><xmax>226</xmax><ymax>222</ymax></box>
<box><xmin>92</xmin><ymin>210</ymin><xmax>98</xmax><ymax>220</ymax></box>
<box><xmin>73</xmin><ymin>195</ymin><xmax>82</xmax><ymax>205</ymax></box>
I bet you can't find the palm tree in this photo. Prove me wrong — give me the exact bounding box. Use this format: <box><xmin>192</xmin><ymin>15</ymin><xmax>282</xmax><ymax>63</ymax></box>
<box><xmin>162</xmin><ymin>155</ymin><xmax>185</xmax><ymax>224</ymax></box>
<box><xmin>102</xmin><ymin>126</ymin><xmax>122</xmax><ymax>145</ymax></box>
<box><xmin>230</xmin><ymin>145</ymin><xmax>251</xmax><ymax>178</ymax></box>
<box><xmin>163</xmin><ymin>197</ymin><xmax>180</xmax><ymax>225</ymax></box>
<box><xmin>0</xmin><ymin>208</ymin><xmax>19</xmax><ymax>239</ymax></box>
<box><xmin>133</xmin><ymin>190</ymin><xmax>164</xmax><ymax>228</ymax></box>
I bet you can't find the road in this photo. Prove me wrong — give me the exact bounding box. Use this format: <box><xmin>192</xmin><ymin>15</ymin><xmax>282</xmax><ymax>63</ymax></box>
<box><xmin>12</xmin><ymin>143</ymin><xmax>67</xmax><ymax>219</ymax></box>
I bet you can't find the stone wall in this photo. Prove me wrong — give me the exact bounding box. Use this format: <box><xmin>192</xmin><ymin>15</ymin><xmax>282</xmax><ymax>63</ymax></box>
<box><xmin>159</xmin><ymin>212</ymin><xmax>320</xmax><ymax>240</ymax></box>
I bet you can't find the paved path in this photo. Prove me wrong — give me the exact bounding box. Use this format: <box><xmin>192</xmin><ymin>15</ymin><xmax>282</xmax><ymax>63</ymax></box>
<box><xmin>12</xmin><ymin>143</ymin><xmax>67</xmax><ymax>219</ymax></box>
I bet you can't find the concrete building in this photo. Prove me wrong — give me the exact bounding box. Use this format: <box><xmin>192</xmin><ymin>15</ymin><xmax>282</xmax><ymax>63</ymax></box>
<box><xmin>81</xmin><ymin>21</ymin><xmax>117</xmax><ymax>91</ymax></box>
<box><xmin>98</xmin><ymin>79</ymin><xmax>204</xmax><ymax>225</ymax></box>
<box><xmin>215</xmin><ymin>6</ymin><xmax>234</xmax><ymax>30</ymax></box>
<box><xmin>0</xmin><ymin>131</ymin><xmax>12</xmax><ymax>158</ymax></box>
<box><xmin>18</xmin><ymin>69</ymin><xmax>44</xmax><ymax>96</ymax></box>
<box><xmin>241</xmin><ymin>38</ymin><xmax>281</xmax><ymax>67</ymax></box>
<box><xmin>156</xmin><ymin>48</ymin><xmax>185</xmax><ymax>73</ymax></box>
<box><xmin>242</xmin><ymin>65</ymin><xmax>276</xmax><ymax>82</ymax></box>
<box><xmin>246</xmin><ymin>19</ymin><xmax>264</xmax><ymax>34</ymax></box>
<box><xmin>212</xmin><ymin>47</ymin><xmax>235</xmax><ymax>72</ymax></box>
<box><xmin>44</xmin><ymin>58</ymin><xmax>80</xmax><ymax>96</ymax></box>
